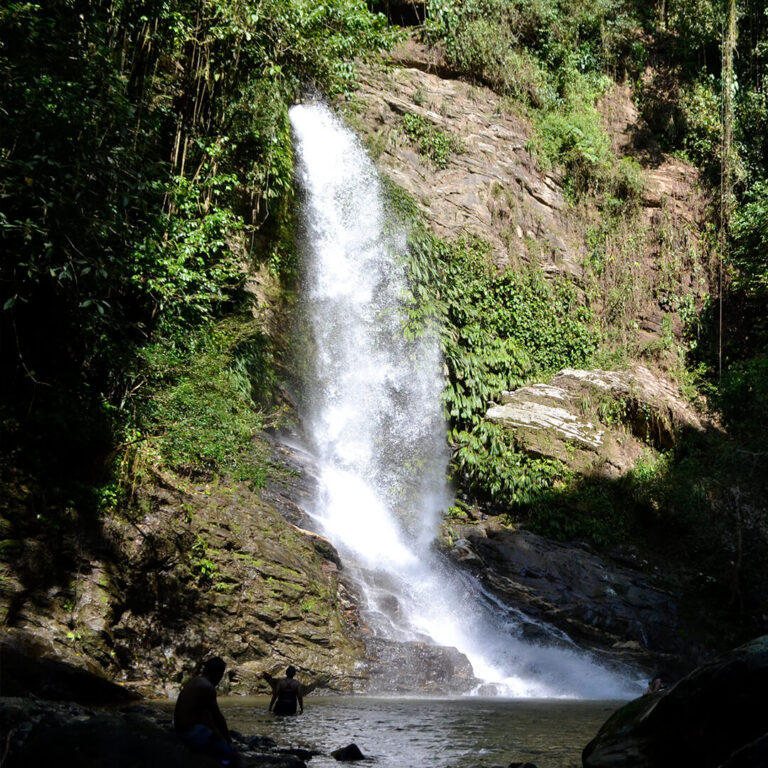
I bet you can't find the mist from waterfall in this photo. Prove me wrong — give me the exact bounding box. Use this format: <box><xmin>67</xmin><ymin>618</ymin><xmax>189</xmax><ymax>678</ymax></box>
<box><xmin>290</xmin><ymin>102</ymin><xmax>639</xmax><ymax>699</ymax></box>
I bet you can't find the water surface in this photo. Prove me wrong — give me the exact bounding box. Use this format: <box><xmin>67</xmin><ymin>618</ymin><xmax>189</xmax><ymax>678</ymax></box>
<box><xmin>206</xmin><ymin>696</ymin><xmax>618</xmax><ymax>768</ymax></box>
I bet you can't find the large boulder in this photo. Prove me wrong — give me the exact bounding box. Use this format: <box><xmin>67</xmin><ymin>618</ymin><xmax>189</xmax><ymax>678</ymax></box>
<box><xmin>582</xmin><ymin>635</ymin><xmax>768</xmax><ymax>768</ymax></box>
<box><xmin>363</xmin><ymin>637</ymin><xmax>478</xmax><ymax>694</ymax></box>
<box><xmin>485</xmin><ymin>366</ymin><xmax>706</xmax><ymax>476</ymax></box>
<box><xmin>0</xmin><ymin>629</ymin><xmax>134</xmax><ymax>704</ymax></box>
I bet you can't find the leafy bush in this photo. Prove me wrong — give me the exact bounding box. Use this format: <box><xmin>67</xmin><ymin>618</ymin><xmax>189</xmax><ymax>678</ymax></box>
<box><xmin>716</xmin><ymin>354</ymin><xmax>768</xmax><ymax>428</ymax></box>
<box><xmin>606</xmin><ymin>156</ymin><xmax>645</xmax><ymax>207</ymax></box>
<box><xmin>429</xmin><ymin>10</ymin><xmax>550</xmax><ymax>106</ymax></box>
<box><xmin>678</xmin><ymin>77</ymin><xmax>722</xmax><ymax>171</ymax></box>
<box><xmin>732</xmin><ymin>180</ymin><xmax>768</xmax><ymax>295</ymax></box>
<box><xmin>399</xmin><ymin>209</ymin><xmax>600</xmax><ymax>512</ymax></box>
<box><xmin>426</xmin><ymin>0</ymin><xmax>645</xmax><ymax>86</ymax></box>
<box><xmin>452</xmin><ymin>422</ymin><xmax>566</xmax><ymax>507</ymax></box>
<box><xmin>737</xmin><ymin>90</ymin><xmax>768</xmax><ymax>184</ymax></box>
<box><xmin>401</xmin><ymin>113</ymin><xmax>464</xmax><ymax>169</ymax></box>
<box><xmin>137</xmin><ymin>320</ymin><xmax>272</xmax><ymax>485</ymax></box>
<box><xmin>526</xmin><ymin>479</ymin><xmax>627</xmax><ymax>545</ymax></box>
<box><xmin>533</xmin><ymin>99</ymin><xmax>612</xmax><ymax>196</ymax></box>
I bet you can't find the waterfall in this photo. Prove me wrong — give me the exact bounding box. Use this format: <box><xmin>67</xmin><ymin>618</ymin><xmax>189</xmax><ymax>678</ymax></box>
<box><xmin>290</xmin><ymin>102</ymin><xmax>638</xmax><ymax>699</ymax></box>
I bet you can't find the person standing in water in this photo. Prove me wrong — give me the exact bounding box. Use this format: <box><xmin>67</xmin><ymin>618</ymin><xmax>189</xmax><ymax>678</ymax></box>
<box><xmin>268</xmin><ymin>665</ymin><xmax>304</xmax><ymax>715</ymax></box>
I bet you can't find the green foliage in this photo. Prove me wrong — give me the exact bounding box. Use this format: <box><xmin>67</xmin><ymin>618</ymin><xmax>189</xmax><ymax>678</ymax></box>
<box><xmin>192</xmin><ymin>535</ymin><xmax>219</xmax><ymax>583</ymax></box>
<box><xmin>399</xmin><ymin>206</ymin><xmax>600</xmax><ymax>512</ymax></box>
<box><xmin>677</xmin><ymin>77</ymin><xmax>722</xmax><ymax>171</ymax></box>
<box><xmin>452</xmin><ymin>422</ymin><xmax>566</xmax><ymax>506</ymax></box>
<box><xmin>533</xmin><ymin>97</ymin><xmax>611</xmax><ymax>196</ymax></box>
<box><xmin>663</xmin><ymin>0</ymin><xmax>722</xmax><ymax>61</ymax></box>
<box><xmin>737</xmin><ymin>90</ymin><xmax>768</xmax><ymax>183</ymax></box>
<box><xmin>606</xmin><ymin>156</ymin><xmax>645</xmax><ymax>208</ymax></box>
<box><xmin>425</xmin><ymin>0</ymin><xmax>646</xmax><ymax>92</ymax></box>
<box><xmin>715</xmin><ymin>353</ymin><xmax>768</xmax><ymax>427</ymax></box>
<box><xmin>404</xmin><ymin>230</ymin><xmax>598</xmax><ymax>427</ymax></box>
<box><xmin>732</xmin><ymin>180</ymin><xmax>768</xmax><ymax>295</ymax></box>
<box><xmin>426</xmin><ymin>4</ymin><xmax>550</xmax><ymax>106</ymax></box>
<box><xmin>401</xmin><ymin>113</ymin><xmax>463</xmax><ymax>169</ymax></box>
<box><xmin>0</xmin><ymin>0</ymin><xmax>396</xmax><ymax>509</ymax></box>
<box><xmin>137</xmin><ymin>319</ymin><xmax>272</xmax><ymax>485</ymax></box>
<box><xmin>526</xmin><ymin>478</ymin><xmax>627</xmax><ymax>545</ymax></box>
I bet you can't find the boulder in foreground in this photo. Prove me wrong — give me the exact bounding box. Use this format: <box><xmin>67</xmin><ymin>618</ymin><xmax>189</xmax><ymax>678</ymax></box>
<box><xmin>582</xmin><ymin>634</ymin><xmax>768</xmax><ymax>768</ymax></box>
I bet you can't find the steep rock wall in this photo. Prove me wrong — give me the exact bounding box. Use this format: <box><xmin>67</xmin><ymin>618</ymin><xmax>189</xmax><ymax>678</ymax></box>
<box><xmin>0</xmin><ymin>462</ymin><xmax>367</xmax><ymax>699</ymax></box>
<box><xmin>347</xmin><ymin>42</ymin><xmax>712</xmax><ymax>350</ymax></box>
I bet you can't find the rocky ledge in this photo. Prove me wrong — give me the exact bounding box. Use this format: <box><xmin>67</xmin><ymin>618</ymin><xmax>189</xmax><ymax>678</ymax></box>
<box><xmin>486</xmin><ymin>365</ymin><xmax>707</xmax><ymax>477</ymax></box>
<box><xmin>0</xmin><ymin>696</ymin><xmax>317</xmax><ymax>768</ymax></box>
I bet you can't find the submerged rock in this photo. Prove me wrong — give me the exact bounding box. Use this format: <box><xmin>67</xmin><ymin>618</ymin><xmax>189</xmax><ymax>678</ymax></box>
<box><xmin>582</xmin><ymin>634</ymin><xmax>768</xmax><ymax>768</ymax></box>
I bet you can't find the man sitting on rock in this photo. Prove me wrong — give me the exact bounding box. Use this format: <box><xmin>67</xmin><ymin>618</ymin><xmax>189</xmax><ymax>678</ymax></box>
<box><xmin>174</xmin><ymin>656</ymin><xmax>243</xmax><ymax>766</ymax></box>
<box><xmin>267</xmin><ymin>665</ymin><xmax>304</xmax><ymax>715</ymax></box>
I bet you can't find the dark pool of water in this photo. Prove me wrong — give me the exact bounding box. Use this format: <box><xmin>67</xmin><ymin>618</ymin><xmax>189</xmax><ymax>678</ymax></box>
<box><xmin>158</xmin><ymin>696</ymin><xmax>621</xmax><ymax>768</ymax></box>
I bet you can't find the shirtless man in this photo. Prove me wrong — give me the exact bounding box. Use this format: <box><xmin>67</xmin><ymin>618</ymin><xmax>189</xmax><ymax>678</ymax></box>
<box><xmin>174</xmin><ymin>656</ymin><xmax>243</xmax><ymax>766</ymax></box>
<box><xmin>268</xmin><ymin>665</ymin><xmax>304</xmax><ymax>715</ymax></box>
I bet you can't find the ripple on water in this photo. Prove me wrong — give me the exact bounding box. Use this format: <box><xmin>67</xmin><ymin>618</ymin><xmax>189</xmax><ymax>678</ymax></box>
<box><xmin>153</xmin><ymin>695</ymin><xmax>623</xmax><ymax>768</ymax></box>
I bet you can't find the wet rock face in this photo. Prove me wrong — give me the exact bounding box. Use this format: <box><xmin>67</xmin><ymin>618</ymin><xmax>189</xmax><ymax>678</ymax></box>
<box><xmin>485</xmin><ymin>365</ymin><xmax>707</xmax><ymax>477</ymax></box>
<box><xmin>362</xmin><ymin>638</ymin><xmax>478</xmax><ymax>694</ymax></box>
<box><xmin>442</xmin><ymin>522</ymin><xmax>684</xmax><ymax>668</ymax></box>
<box><xmin>582</xmin><ymin>635</ymin><xmax>768</xmax><ymax>768</ymax></box>
<box><xmin>0</xmin><ymin>458</ymin><xmax>368</xmax><ymax>699</ymax></box>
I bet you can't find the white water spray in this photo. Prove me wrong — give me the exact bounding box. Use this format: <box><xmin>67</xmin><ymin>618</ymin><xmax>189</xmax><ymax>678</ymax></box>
<box><xmin>290</xmin><ymin>102</ymin><xmax>638</xmax><ymax>699</ymax></box>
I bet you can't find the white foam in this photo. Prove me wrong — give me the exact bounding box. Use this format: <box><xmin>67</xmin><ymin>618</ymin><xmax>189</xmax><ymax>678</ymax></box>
<box><xmin>290</xmin><ymin>102</ymin><xmax>641</xmax><ymax>700</ymax></box>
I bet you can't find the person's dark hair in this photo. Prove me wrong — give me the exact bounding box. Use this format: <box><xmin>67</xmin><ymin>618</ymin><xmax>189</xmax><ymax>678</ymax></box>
<box><xmin>286</xmin><ymin>665</ymin><xmax>296</xmax><ymax>678</ymax></box>
<box><xmin>203</xmin><ymin>656</ymin><xmax>226</xmax><ymax>683</ymax></box>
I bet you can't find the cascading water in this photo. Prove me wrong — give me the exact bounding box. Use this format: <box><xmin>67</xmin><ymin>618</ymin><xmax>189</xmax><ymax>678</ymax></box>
<box><xmin>290</xmin><ymin>102</ymin><xmax>639</xmax><ymax>699</ymax></box>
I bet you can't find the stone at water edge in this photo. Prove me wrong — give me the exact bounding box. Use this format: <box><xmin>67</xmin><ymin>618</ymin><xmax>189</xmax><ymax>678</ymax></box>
<box><xmin>331</xmin><ymin>743</ymin><xmax>366</xmax><ymax>761</ymax></box>
<box><xmin>581</xmin><ymin>634</ymin><xmax>768</xmax><ymax>768</ymax></box>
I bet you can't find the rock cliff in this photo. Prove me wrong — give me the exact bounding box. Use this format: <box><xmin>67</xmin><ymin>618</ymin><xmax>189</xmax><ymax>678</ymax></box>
<box><xmin>348</xmin><ymin>41</ymin><xmax>712</xmax><ymax>350</ymax></box>
<box><xmin>0</xmin><ymin>43</ymin><xmax>721</xmax><ymax>698</ymax></box>
<box><xmin>0</xmin><ymin>457</ymin><xmax>368</xmax><ymax>699</ymax></box>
